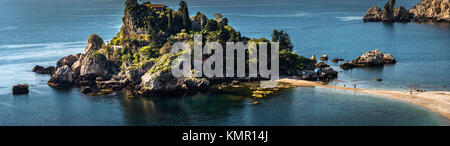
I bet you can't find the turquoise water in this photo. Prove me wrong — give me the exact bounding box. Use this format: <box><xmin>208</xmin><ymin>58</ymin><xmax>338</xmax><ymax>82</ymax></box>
<box><xmin>0</xmin><ymin>0</ymin><xmax>449</xmax><ymax>125</ymax></box>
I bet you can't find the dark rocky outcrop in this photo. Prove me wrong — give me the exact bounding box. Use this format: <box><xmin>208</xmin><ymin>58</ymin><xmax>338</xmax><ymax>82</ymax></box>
<box><xmin>319</xmin><ymin>54</ymin><xmax>328</xmax><ymax>61</ymax></box>
<box><xmin>340</xmin><ymin>49</ymin><xmax>396</xmax><ymax>69</ymax></box>
<box><xmin>315</xmin><ymin>62</ymin><xmax>330</xmax><ymax>68</ymax></box>
<box><xmin>12</xmin><ymin>84</ymin><xmax>29</xmax><ymax>94</ymax></box>
<box><xmin>331</xmin><ymin>58</ymin><xmax>344</xmax><ymax>63</ymax></box>
<box><xmin>32</xmin><ymin>65</ymin><xmax>56</xmax><ymax>74</ymax></box>
<box><xmin>363</xmin><ymin>0</ymin><xmax>449</xmax><ymax>23</ymax></box>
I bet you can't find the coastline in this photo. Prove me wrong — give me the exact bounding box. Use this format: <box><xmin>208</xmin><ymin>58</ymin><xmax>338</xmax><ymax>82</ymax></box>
<box><xmin>279</xmin><ymin>78</ymin><xmax>450</xmax><ymax>120</ymax></box>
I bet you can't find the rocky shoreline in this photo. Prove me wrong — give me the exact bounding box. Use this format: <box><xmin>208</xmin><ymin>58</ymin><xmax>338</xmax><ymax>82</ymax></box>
<box><xmin>363</xmin><ymin>0</ymin><xmax>450</xmax><ymax>23</ymax></box>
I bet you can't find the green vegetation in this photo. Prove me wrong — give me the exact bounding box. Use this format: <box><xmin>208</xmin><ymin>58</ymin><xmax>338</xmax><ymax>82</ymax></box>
<box><xmin>98</xmin><ymin>1</ymin><xmax>314</xmax><ymax>76</ymax></box>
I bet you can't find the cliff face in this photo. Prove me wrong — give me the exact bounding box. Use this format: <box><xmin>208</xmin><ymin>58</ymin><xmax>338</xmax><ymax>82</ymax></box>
<box><xmin>409</xmin><ymin>0</ymin><xmax>450</xmax><ymax>22</ymax></box>
<box><xmin>363</xmin><ymin>0</ymin><xmax>449</xmax><ymax>23</ymax></box>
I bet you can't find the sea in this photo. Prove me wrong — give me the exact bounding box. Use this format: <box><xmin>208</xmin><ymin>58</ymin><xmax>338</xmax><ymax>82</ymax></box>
<box><xmin>0</xmin><ymin>0</ymin><xmax>449</xmax><ymax>125</ymax></box>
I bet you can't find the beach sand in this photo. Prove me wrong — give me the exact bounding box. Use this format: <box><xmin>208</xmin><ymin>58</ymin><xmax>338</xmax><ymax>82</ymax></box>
<box><xmin>279</xmin><ymin>78</ymin><xmax>450</xmax><ymax>119</ymax></box>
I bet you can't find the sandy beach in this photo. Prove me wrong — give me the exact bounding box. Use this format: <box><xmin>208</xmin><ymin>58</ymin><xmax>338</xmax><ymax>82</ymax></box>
<box><xmin>279</xmin><ymin>78</ymin><xmax>450</xmax><ymax>120</ymax></box>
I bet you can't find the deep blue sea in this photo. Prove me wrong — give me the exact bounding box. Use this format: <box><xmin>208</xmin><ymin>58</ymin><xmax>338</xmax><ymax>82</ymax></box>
<box><xmin>0</xmin><ymin>0</ymin><xmax>449</xmax><ymax>125</ymax></box>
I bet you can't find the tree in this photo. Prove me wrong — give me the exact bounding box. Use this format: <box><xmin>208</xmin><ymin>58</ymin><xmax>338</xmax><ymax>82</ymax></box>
<box><xmin>271</xmin><ymin>30</ymin><xmax>293</xmax><ymax>52</ymax></box>
<box><xmin>178</xmin><ymin>0</ymin><xmax>191</xmax><ymax>31</ymax></box>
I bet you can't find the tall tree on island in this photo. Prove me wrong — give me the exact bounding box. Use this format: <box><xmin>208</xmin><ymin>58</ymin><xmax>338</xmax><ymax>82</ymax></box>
<box><xmin>272</xmin><ymin>30</ymin><xmax>294</xmax><ymax>53</ymax></box>
<box><xmin>178</xmin><ymin>0</ymin><xmax>192</xmax><ymax>31</ymax></box>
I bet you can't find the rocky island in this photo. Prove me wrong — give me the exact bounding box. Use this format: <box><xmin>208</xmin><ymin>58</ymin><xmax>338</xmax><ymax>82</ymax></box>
<box><xmin>363</xmin><ymin>0</ymin><xmax>450</xmax><ymax>23</ymax></box>
<box><xmin>36</xmin><ymin>0</ymin><xmax>340</xmax><ymax>97</ymax></box>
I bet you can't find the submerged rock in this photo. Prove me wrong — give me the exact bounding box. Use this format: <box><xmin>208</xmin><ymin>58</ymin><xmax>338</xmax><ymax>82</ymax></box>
<box><xmin>339</xmin><ymin>62</ymin><xmax>357</xmax><ymax>69</ymax></box>
<box><xmin>331</xmin><ymin>58</ymin><xmax>344</xmax><ymax>63</ymax></box>
<box><xmin>32</xmin><ymin>65</ymin><xmax>56</xmax><ymax>74</ymax></box>
<box><xmin>12</xmin><ymin>84</ymin><xmax>29</xmax><ymax>94</ymax></box>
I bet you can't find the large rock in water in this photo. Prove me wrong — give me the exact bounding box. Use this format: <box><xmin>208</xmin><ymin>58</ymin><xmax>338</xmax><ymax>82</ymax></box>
<box><xmin>363</xmin><ymin>6</ymin><xmax>383</xmax><ymax>22</ymax></box>
<box><xmin>340</xmin><ymin>49</ymin><xmax>396</xmax><ymax>69</ymax></box>
<box><xmin>364</xmin><ymin>0</ymin><xmax>449</xmax><ymax>23</ymax></box>
<box><xmin>409</xmin><ymin>0</ymin><xmax>450</xmax><ymax>22</ymax></box>
<box><xmin>363</xmin><ymin>0</ymin><xmax>411</xmax><ymax>22</ymax></box>
<box><xmin>32</xmin><ymin>65</ymin><xmax>56</xmax><ymax>74</ymax></box>
<box><xmin>12</xmin><ymin>84</ymin><xmax>29</xmax><ymax>94</ymax></box>
<box><xmin>351</xmin><ymin>49</ymin><xmax>384</xmax><ymax>66</ymax></box>
<box><xmin>48</xmin><ymin>65</ymin><xmax>74</xmax><ymax>88</ymax></box>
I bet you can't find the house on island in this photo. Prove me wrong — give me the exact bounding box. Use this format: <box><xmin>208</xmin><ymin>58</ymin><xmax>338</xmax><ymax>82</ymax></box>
<box><xmin>143</xmin><ymin>4</ymin><xmax>168</xmax><ymax>12</ymax></box>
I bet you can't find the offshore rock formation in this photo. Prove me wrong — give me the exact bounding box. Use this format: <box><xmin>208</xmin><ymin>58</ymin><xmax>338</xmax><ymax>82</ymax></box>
<box><xmin>340</xmin><ymin>49</ymin><xmax>396</xmax><ymax>69</ymax></box>
<box><xmin>410</xmin><ymin>0</ymin><xmax>450</xmax><ymax>22</ymax></box>
<box><xmin>363</xmin><ymin>0</ymin><xmax>449</xmax><ymax>23</ymax></box>
<box><xmin>12</xmin><ymin>84</ymin><xmax>29</xmax><ymax>95</ymax></box>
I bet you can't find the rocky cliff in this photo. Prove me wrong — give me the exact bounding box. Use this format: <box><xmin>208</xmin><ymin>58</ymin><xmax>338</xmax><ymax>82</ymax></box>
<box><xmin>363</xmin><ymin>0</ymin><xmax>449</xmax><ymax>23</ymax></box>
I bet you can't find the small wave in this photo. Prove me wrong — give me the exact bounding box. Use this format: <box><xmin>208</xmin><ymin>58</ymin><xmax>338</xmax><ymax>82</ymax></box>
<box><xmin>233</xmin><ymin>12</ymin><xmax>309</xmax><ymax>18</ymax></box>
<box><xmin>0</xmin><ymin>27</ymin><xmax>18</xmax><ymax>31</ymax></box>
<box><xmin>0</xmin><ymin>41</ymin><xmax>85</xmax><ymax>49</ymax></box>
<box><xmin>336</xmin><ymin>16</ymin><xmax>362</xmax><ymax>21</ymax></box>
<box><xmin>0</xmin><ymin>102</ymin><xmax>13</xmax><ymax>107</ymax></box>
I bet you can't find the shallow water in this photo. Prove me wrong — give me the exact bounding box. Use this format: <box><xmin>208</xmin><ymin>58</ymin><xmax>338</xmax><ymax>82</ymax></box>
<box><xmin>0</xmin><ymin>0</ymin><xmax>449</xmax><ymax>125</ymax></box>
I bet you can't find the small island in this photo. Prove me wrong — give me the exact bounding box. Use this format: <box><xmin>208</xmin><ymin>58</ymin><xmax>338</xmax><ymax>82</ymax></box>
<box><xmin>363</xmin><ymin>0</ymin><xmax>450</xmax><ymax>23</ymax></box>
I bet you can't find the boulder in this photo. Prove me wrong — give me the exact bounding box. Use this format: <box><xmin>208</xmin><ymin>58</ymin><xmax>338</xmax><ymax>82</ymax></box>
<box><xmin>80</xmin><ymin>86</ymin><xmax>92</xmax><ymax>94</ymax></box>
<box><xmin>84</xmin><ymin>34</ymin><xmax>104</xmax><ymax>54</ymax></box>
<box><xmin>301</xmin><ymin>70</ymin><xmax>318</xmax><ymax>80</ymax></box>
<box><xmin>32</xmin><ymin>65</ymin><xmax>56</xmax><ymax>74</ymax></box>
<box><xmin>56</xmin><ymin>55</ymin><xmax>78</xmax><ymax>68</ymax></box>
<box><xmin>140</xmin><ymin>54</ymin><xmax>184</xmax><ymax>93</ymax></box>
<box><xmin>317</xmin><ymin>67</ymin><xmax>338</xmax><ymax>79</ymax></box>
<box><xmin>351</xmin><ymin>49</ymin><xmax>384</xmax><ymax>67</ymax></box>
<box><xmin>383</xmin><ymin>53</ymin><xmax>396</xmax><ymax>64</ymax></box>
<box><xmin>340</xmin><ymin>49</ymin><xmax>396</xmax><ymax>69</ymax></box>
<box><xmin>80</xmin><ymin>53</ymin><xmax>116</xmax><ymax>80</ymax></box>
<box><xmin>319</xmin><ymin>54</ymin><xmax>328</xmax><ymax>60</ymax></box>
<box><xmin>315</xmin><ymin>62</ymin><xmax>330</xmax><ymax>68</ymax></box>
<box><xmin>393</xmin><ymin>6</ymin><xmax>411</xmax><ymax>23</ymax></box>
<box><xmin>339</xmin><ymin>62</ymin><xmax>357</xmax><ymax>69</ymax></box>
<box><xmin>12</xmin><ymin>84</ymin><xmax>29</xmax><ymax>94</ymax></box>
<box><xmin>331</xmin><ymin>58</ymin><xmax>344</xmax><ymax>63</ymax></box>
<box><xmin>363</xmin><ymin>5</ymin><xmax>383</xmax><ymax>22</ymax></box>
<box><xmin>48</xmin><ymin>65</ymin><xmax>74</xmax><ymax>88</ymax></box>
